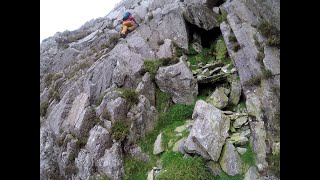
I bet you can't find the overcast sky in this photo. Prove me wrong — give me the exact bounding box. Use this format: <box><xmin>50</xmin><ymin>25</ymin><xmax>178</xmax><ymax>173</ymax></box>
<box><xmin>40</xmin><ymin>0</ymin><xmax>121</xmax><ymax>43</ymax></box>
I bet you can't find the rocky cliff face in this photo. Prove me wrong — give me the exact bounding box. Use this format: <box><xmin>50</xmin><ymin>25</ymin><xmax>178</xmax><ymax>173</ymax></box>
<box><xmin>40</xmin><ymin>0</ymin><xmax>280</xmax><ymax>179</ymax></box>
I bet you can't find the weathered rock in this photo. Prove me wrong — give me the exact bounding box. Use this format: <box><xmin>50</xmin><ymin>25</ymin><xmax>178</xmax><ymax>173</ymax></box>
<box><xmin>197</xmin><ymin>73</ymin><xmax>229</xmax><ymax>84</ymax></box>
<box><xmin>155</xmin><ymin>60</ymin><xmax>198</xmax><ymax>105</ymax></box>
<box><xmin>207</xmin><ymin>87</ymin><xmax>229</xmax><ymax>109</ymax></box>
<box><xmin>244</xmin><ymin>166</ymin><xmax>260</xmax><ymax>180</ymax></box>
<box><xmin>95</xmin><ymin>86</ymin><xmax>121</xmax><ymax>116</ymax></box>
<box><xmin>184</xmin><ymin>0</ymin><xmax>220</xmax><ymax>9</ymax></box>
<box><xmin>250</xmin><ymin>121</ymin><xmax>268</xmax><ymax>172</ymax></box>
<box><xmin>219</xmin><ymin>142</ymin><xmax>243</xmax><ymax>176</ymax></box>
<box><xmin>184</xmin><ymin>100</ymin><xmax>230</xmax><ymax>161</ymax></box>
<box><xmin>173</xmin><ymin>137</ymin><xmax>186</xmax><ymax>153</ymax></box>
<box><xmin>229</xmin><ymin>80</ymin><xmax>241</xmax><ymax>105</ymax></box>
<box><xmin>174</xmin><ymin>120</ymin><xmax>193</xmax><ymax>133</ymax></box>
<box><xmin>75</xmin><ymin>149</ymin><xmax>94</xmax><ymax>180</ymax></box>
<box><xmin>40</xmin><ymin>127</ymin><xmax>60</xmax><ymax>180</ymax></box>
<box><xmin>233</xmin><ymin>116</ymin><xmax>248</xmax><ymax>128</ymax></box>
<box><xmin>61</xmin><ymin>93</ymin><xmax>94</xmax><ymax>137</ymax></box>
<box><xmin>236</xmin><ymin>147</ymin><xmax>247</xmax><ymax>155</ymax></box>
<box><xmin>156</xmin><ymin>39</ymin><xmax>174</xmax><ymax>59</ymax></box>
<box><xmin>153</xmin><ymin>133</ymin><xmax>164</xmax><ymax>155</ymax></box>
<box><xmin>97</xmin><ymin>142</ymin><xmax>124</xmax><ymax>180</ymax></box>
<box><xmin>85</xmin><ymin>125</ymin><xmax>112</xmax><ymax>161</ymax></box>
<box><xmin>57</xmin><ymin>134</ymin><xmax>78</xmax><ymax>177</ymax></box>
<box><xmin>206</xmin><ymin>161</ymin><xmax>223</xmax><ymax>176</ymax></box>
<box><xmin>106</xmin><ymin>97</ymin><xmax>128</xmax><ymax>123</ymax></box>
<box><xmin>272</xmin><ymin>142</ymin><xmax>280</xmax><ymax>155</ymax></box>
<box><xmin>127</xmin><ymin>95</ymin><xmax>158</xmax><ymax>144</ymax></box>
<box><xmin>136</xmin><ymin>72</ymin><xmax>156</xmax><ymax>106</ymax></box>
<box><xmin>183</xmin><ymin>4</ymin><xmax>219</xmax><ymax>30</ymax></box>
<box><xmin>212</xmin><ymin>6</ymin><xmax>220</xmax><ymax>14</ymax></box>
<box><xmin>228</xmin><ymin>129</ymin><xmax>251</xmax><ymax>145</ymax></box>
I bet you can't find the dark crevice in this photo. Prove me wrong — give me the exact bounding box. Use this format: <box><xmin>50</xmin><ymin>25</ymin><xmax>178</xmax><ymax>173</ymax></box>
<box><xmin>207</xmin><ymin>0</ymin><xmax>225</xmax><ymax>9</ymax></box>
<box><xmin>184</xmin><ymin>20</ymin><xmax>221</xmax><ymax>48</ymax></box>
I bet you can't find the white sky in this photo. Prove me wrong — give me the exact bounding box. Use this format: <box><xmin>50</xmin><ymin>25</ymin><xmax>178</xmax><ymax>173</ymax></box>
<box><xmin>40</xmin><ymin>0</ymin><xmax>122</xmax><ymax>43</ymax></box>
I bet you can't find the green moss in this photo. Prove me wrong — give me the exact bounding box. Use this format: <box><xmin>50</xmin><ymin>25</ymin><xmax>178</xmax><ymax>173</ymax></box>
<box><xmin>217</xmin><ymin>12</ymin><xmax>227</xmax><ymax>24</ymax></box>
<box><xmin>120</xmin><ymin>89</ymin><xmax>139</xmax><ymax>107</ymax></box>
<box><xmin>89</xmin><ymin>176</ymin><xmax>111</xmax><ymax>180</ymax></box>
<box><xmin>111</xmin><ymin>121</ymin><xmax>129</xmax><ymax>141</ymax></box>
<box><xmin>243</xmin><ymin>75</ymin><xmax>261</xmax><ymax>87</ymax></box>
<box><xmin>155</xmin><ymin>88</ymin><xmax>171</xmax><ymax>113</ymax></box>
<box><xmin>40</xmin><ymin>101</ymin><xmax>49</xmax><ymax>117</ymax></box>
<box><xmin>44</xmin><ymin>73</ymin><xmax>54</xmax><ymax>87</ymax></box>
<box><xmin>261</xmin><ymin>69</ymin><xmax>273</xmax><ymax>79</ymax></box>
<box><xmin>241</xmin><ymin>143</ymin><xmax>256</xmax><ymax>166</ymax></box>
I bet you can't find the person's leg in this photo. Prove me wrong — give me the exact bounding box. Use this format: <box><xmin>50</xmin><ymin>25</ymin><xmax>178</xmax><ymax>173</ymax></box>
<box><xmin>127</xmin><ymin>22</ymin><xmax>135</xmax><ymax>33</ymax></box>
<box><xmin>121</xmin><ymin>21</ymin><xmax>131</xmax><ymax>35</ymax></box>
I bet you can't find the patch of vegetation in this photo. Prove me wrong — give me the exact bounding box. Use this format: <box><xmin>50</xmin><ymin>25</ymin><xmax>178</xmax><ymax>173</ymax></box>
<box><xmin>268</xmin><ymin>153</ymin><xmax>280</xmax><ymax>178</ymax></box>
<box><xmin>228</xmin><ymin>34</ymin><xmax>237</xmax><ymax>43</ymax></box>
<box><xmin>257</xmin><ymin>21</ymin><xmax>280</xmax><ymax>48</ymax></box>
<box><xmin>157</xmin><ymin>151</ymin><xmax>215</xmax><ymax>180</ymax></box>
<box><xmin>102</xmin><ymin>109</ymin><xmax>111</xmax><ymax>120</ymax></box>
<box><xmin>48</xmin><ymin>85</ymin><xmax>60</xmax><ymax>102</ymax></box>
<box><xmin>120</xmin><ymin>89</ymin><xmax>139</xmax><ymax>107</ymax></box>
<box><xmin>67</xmin><ymin>31</ymin><xmax>91</xmax><ymax>43</ymax></box>
<box><xmin>173</xmin><ymin>43</ymin><xmax>188</xmax><ymax>57</ymax></box>
<box><xmin>77</xmin><ymin>135</ymin><xmax>89</xmax><ymax>149</ymax></box>
<box><xmin>233</xmin><ymin>44</ymin><xmax>241</xmax><ymax>52</ymax></box>
<box><xmin>240</xmin><ymin>143</ymin><xmax>256</xmax><ymax>167</ymax></box>
<box><xmin>40</xmin><ymin>101</ymin><xmax>49</xmax><ymax>117</ymax></box>
<box><xmin>95</xmin><ymin>91</ymin><xmax>108</xmax><ymax>106</ymax></box>
<box><xmin>187</xmin><ymin>44</ymin><xmax>199</xmax><ymax>56</ymax></box>
<box><xmin>124</xmin><ymin>156</ymin><xmax>152</xmax><ymax>180</ymax></box>
<box><xmin>243</xmin><ymin>75</ymin><xmax>261</xmax><ymax>87</ymax></box>
<box><xmin>157</xmin><ymin>39</ymin><xmax>165</xmax><ymax>46</ymax></box>
<box><xmin>138</xmin><ymin>103</ymin><xmax>194</xmax><ymax>155</ymax></box>
<box><xmin>212</xmin><ymin>36</ymin><xmax>228</xmax><ymax>61</ymax></box>
<box><xmin>155</xmin><ymin>88</ymin><xmax>171</xmax><ymax>113</ymax></box>
<box><xmin>89</xmin><ymin>175</ymin><xmax>111</xmax><ymax>180</ymax></box>
<box><xmin>261</xmin><ymin>69</ymin><xmax>273</xmax><ymax>79</ymax></box>
<box><xmin>187</xmin><ymin>48</ymin><xmax>212</xmax><ymax>70</ymax></box>
<box><xmin>67</xmin><ymin>62</ymin><xmax>90</xmax><ymax>79</ymax></box>
<box><xmin>111</xmin><ymin>120</ymin><xmax>129</xmax><ymax>141</ymax></box>
<box><xmin>217</xmin><ymin>12</ymin><xmax>227</xmax><ymax>24</ymax></box>
<box><xmin>144</xmin><ymin>59</ymin><xmax>164</xmax><ymax>77</ymax></box>
<box><xmin>44</xmin><ymin>73</ymin><xmax>54</xmax><ymax>87</ymax></box>
<box><xmin>215</xmin><ymin>173</ymin><xmax>244</xmax><ymax>180</ymax></box>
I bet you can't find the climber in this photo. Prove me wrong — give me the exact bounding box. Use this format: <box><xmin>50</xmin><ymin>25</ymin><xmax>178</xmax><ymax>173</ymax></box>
<box><xmin>120</xmin><ymin>12</ymin><xmax>139</xmax><ymax>38</ymax></box>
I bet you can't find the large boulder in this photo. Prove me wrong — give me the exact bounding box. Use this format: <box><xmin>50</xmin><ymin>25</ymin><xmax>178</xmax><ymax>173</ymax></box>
<box><xmin>106</xmin><ymin>97</ymin><xmax>128</xmax><ymax>123</ymax></box>
<box><xmin>183</xmin><ymin>4</ymin><xmax>219</xmax><ymax>30</ymax></box>
<box><xmin>219</xmin><ymin>142</ymin><xmax>243</xmax><ymax>176</ymax></box>
<box><xmin>97</xmin><ymin>142</ymin><xmax>124</xmax><ymax>180</ymax></box>
<box><xmin>244</xmin><ymin>166</ymin><xmax>260</xmax><ymax>180</ymax></box>
<box><xmin>85</xmin><ymin>125</ymin><xmax>112</xmax><ymax>161</ymax></box>
<box><xmin>229</xmin><ymin>80</ymin><xmax>242</xmax><ymax>106</ymax></box>
<box><xmin>156</xmin><ymin>39</ymin><xmax>174</xmax><ymax>59</ymax></box>
<box><xmin>184</xmin><ymin>100</ymin><xmax>230</xmax><ymax>161</ymax></box>
<box><xmin>155</xmin><ymin>60</ymin><xmax>198</xmax><ymax>105</ymax></box>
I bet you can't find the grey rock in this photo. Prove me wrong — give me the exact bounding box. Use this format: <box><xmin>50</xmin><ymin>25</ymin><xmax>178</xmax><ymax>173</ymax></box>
<box><xmin>155</xmin><ymin>60</ymin><xmax>198</xmax><ymax>105</ymax></box>
<box><xmin>236</xmin><ymin>147</ymin><xmax>247</xmax><ymax>155</ymax></box>
<box><xmin>184</xmin><ymin>100</ymin><xmax>230</xmax><ymax>161</ymax></box>
<box><xmin>233</xmin><ymin>116</ymin><xmax>248</xmax><ymax>128</ymax></box>
<box><xmin>127</xmin><ymin>145</ymin><xmax>150</xmax><ymax>162</ymax></box>
<box><xmin>75</xmin><ymin>149</ymin><xmax>94</xmax><ymax>180</ymax></box>
<box><xmin>106</xmin><ymin>97</ymin><xmax>128</xmax><ymax>123</ymax></box>
<box><xmin>97</xmin><ymin>143</ymin><xmax>124</xmax><ymax>180</ymax></box>
<box><xmin>183</xmin><ymin>4</ymin><xmax>219</xmax><ymax>30</ymax></box>
<box><xmin>250</xmin><ymin>121</ymin><xmax>268</xmax><ymax>172</ymax></box>
<box><xmin>192</xmin><ymin>42</ymin><xmax>203</xmax><ymax>53</ymax></box>
<box><xmin>244</xmin><ymin>166</ymin><xmax>260</xmax><ymax>180</ymax></box>
<box><xmin>85</xmin><ymin>125</ymin><xmax>112</xmax><ymax>161</ymax></box>
<box><xmin>136</xmin><ymin>72</ymin><xmax>156</xmax><ymax>106</ymax></box>
<box><xmin>272</xmin><ymin>142</ymin><xmax>280</xmax><ymax>155</ymax></box>
<box><xmin>156</xmin><ymin>39</ymin><xmax>174</xmax><ymax>59</ymax></box>
<box><xmin>229</xmin><ymin>80</ymin><xmax>241</xmax><ymax>106</ymax></box>
<box><xmin>207</xmin><ymin>87</ymin><xmax>229</xmax><ymax>109</ymax></box>
<box><xmin>172</xmin><ymin>137</ymin><xmax>186</xmax><ymax>153</ymax></box>
<box><xmin>184</xmin><ymin>0</ymin><xmax>220</xmax><ymax>9</ymax></box>
<box><xmin>127</xmin><ymin>95</ymin><xmax>158</xmax><ymax>144</ymax></box>
<box><xmin>219</xmin><ymin>142</ymin><xmax>243</xmax><ymax>176</ymax></box>
<box><xmin>153</xmin><ymin>133</ymin><xmax>164</xmax><ymax>155</ymax></box>
<box><xmin>206</xmin><ymin>161</ymin><xmax>223</xmax><ymax>176</ymax></box>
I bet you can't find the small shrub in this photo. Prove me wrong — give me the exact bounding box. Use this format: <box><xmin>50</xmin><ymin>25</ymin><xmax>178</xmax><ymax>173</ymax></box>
<box><xmin>217</xmin><ymin>12</ymin><xmax>227</xmax><ymax>24</ymax></box>
<box><xmin>256</xmin><ymin>51</ymin><xmax>265</xmax><ymax>62</ymax></box>
<box><xmin>187</xmin><ymin>45</ymin><xmax>199</xmax><ymax>55</ymax></box>
<box><xmin>77</xmin><ymin>136</ymin><xmax>89</xmax><ymax>148</ymax></box>
<box><xmin>228</xmin><ymin>34</ymin><xmax>237</xmax><ymax>43</ymax></box>
<box><xmin>144</xmin><ymin>59</ymin><xmax>163</xmax><ymax>77</ymax></box>
<box><xmin>40</xmin><ymin>101</ymin><xmax>49</xmax><ymax>117</ymax></box>
<box><xmin>111</xmin><ymin>120</ymin><xmax>129</xmax><ymax>141</ymax></box>
<box><xmin>44</xmin><ymin>73</ymin><xmax>54</xmax><ymax>87</ymax></box>
<box><xmin>257</xmin><ymin>21</ymin><xmax>280</xmax><ymax>48</ymax></box>
<box><xmin>262</xmin><ymin>69</ymin><xmax>273</xmax><ymax>79</ymax></box>
<box><xmin>102</xmin><ymin>109</ymin><xmax>111</xmax><ymax>120</ymax></box>
<box><xmin>157</xmin><ymin>39</ymin><xmax>165</xmax><ymax>45</ymax></box>
<box><xmin>267</xmin><ymin>34</ymin><xmax>280</xmax><ymax>48</ymax></box>
<box><xmin>120</xmin><ymin>89</ymin><xmax>139</xmax><ymax>107</ymax></box>
<box><xmin>233</xmin><ymin>43</ymin><xmax>241</xmax><ymax>52</ymax></box>
<box><xmin>243</xmin><ymin>75</ymin><xmax>261</xmax><ymax>86</ymax></box>
<box><xmin>109</xmin><ymin>34</ymin><xmax>120</xmax><ymax>44</ymax></box>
